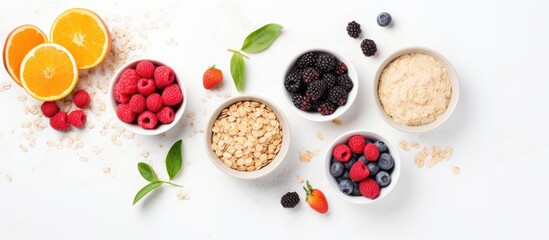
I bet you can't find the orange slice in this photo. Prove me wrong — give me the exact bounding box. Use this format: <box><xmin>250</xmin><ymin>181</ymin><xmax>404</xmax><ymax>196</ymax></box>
<box><xmin>20</xmin><ymin>43</ymin><xmax>78</xmax><ymax>101</ymax></box>
<box><xmin>50</xmin><ymin>8</ymin><xmax>111</xmax><ymax>69</ymax></box>
<box><xmin>2</xmin><ymin>25</ymin><xmax>48</xmax><ymax>87</ymax></box>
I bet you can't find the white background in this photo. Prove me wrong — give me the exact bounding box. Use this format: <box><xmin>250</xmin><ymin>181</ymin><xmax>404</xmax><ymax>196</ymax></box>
<box><xmin>1</xmin><ymin>0</ymin><xmax>548</xmax><ymax>239</ymax></box>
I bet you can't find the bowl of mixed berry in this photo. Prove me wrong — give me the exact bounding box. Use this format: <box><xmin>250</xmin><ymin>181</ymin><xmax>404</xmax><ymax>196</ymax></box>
<box><xmin>325</xmin><ymin>130</ymin><xmax>401</xmax><ymax>204</ymax></box>
<box><xmin>283</xmin><ymin>49</ymin><xmax>358</xmax><ymax>121</ymax></box>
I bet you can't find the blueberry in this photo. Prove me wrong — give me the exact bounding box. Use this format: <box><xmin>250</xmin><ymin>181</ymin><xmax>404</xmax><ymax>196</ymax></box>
<box><xmin>357</xmin><ymin>155</ymin><xmax>367</xmax><ymax>162</ymax></box>
<box><xmin>351</xmin><ymin>181</ymin><xmax>361</xmax><ymax>196</ymax></box>
<box><xmin>352</xmin><ymin>153</ymin><xmax>361</xmax><ymax>160</ymax></box>
<box><xmin>374</xmin><ymin>141</ymin><xmax>388</xmax><ymax>153</ymax></box>
<box><xmin>339</xmin><ymin>179</ymin><xmax>354</xmax><ymax>195</ymax></box>
<box><xmin>378</xmin><ymin>153</ymin><xmax>394</xmax><ymax>170</ymax></box>
<box><xmin>336</xmin><ymin>171</ymin><xmax>350</xmax><ymax>182</ymax></box>
<box><xmin>377</xmin><ymin>12</ymin><xmax>392</xmax><ymax>27</ymax></box>
<box><xmin>330</xmin><ymin>161</ymin><xmax>344</xmax><ymax>177</ymax></box>
<box><xmin>367</xmin><ymin>162</ymin><xmax>381</xmax><ymax>177</ymax></box>
<box><xmin>376</xmin><ymin>171</ymin><xmax>391</xmax><ymax>187</ymax></box>
<box><xmin>344</xmin><ymin>158</ymin><xmax>357</xmax><ymax>170</ymax></box>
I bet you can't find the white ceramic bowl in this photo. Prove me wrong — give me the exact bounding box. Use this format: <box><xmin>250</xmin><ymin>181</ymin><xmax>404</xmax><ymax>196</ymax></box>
<box><xmin>204</xmin><ymin>95</ymin><xmax>291</xmax><ymax>180</ymax></box>
<box><xmin>374</xmin><ymin>47</ymin><xmax>459</xmax><ymax>133</ymax></box>
<box><xmin>324</xmin><ymin>130</ymin><xmax>401</xmax><ymax>204</ymax></box>
<box><xmin>107</xmin><ymin>59</ymin><xmax>187</xmax><ymax>136</ymax></box>
<box><xmin>283</xmin><ymin>49</ymin><xmax>359</xmax><ymax>121</ymax></box>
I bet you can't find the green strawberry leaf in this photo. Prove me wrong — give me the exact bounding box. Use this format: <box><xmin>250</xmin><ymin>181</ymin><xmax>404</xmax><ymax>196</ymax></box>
<box><xmin>132</xmin><ymin>181</ymin><xmax>163</xmax><ymax>205</ymax></box>
<box><xmin>165</xmin><ymin>140</ymin><xmax>183</xmax><ymax>180</ymax></box>
<box><xmin>230</xmin><ymin>52</ymin><xmax>245</xmax><ymax>92</ymax></box>
<box><xmin>241</xmin><ymin>23</ymin><xmax>283</xmax><ymax>54</ymax></box>
<box><xmin>138</xmin><ymin>162</ymin><xmax>159</xmax><ymax>182</ymax></box>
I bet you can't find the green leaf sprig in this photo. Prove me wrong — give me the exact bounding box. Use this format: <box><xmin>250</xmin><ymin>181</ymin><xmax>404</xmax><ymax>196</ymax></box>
<box><xmin>133</xmin><ymin>139</ymin><xmax>184</xmax><ymax>205</ymax></box>
<box><xmin>228</xmin><ymin>23</ymin><xmax>283</xmax><ymax>92</ymax></box>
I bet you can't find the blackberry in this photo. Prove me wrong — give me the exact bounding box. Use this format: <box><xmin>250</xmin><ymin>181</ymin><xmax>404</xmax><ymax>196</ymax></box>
<box><xmin>284</xmin><ymin>70</ymin><xmax>302</xmax><ymax>93</ymax></box>
<box><xmin>281</xmin><ymin>192</ymin><xmax>300</xmax><ymax>208</ymax></box>
<box><xmin>302</xmin><ymin>67</ymin><xmax>320</xmax><ymax>85</ymax></box>
<box><xmin>292</xmin><ymin>94</ymin><xmax>312</xmax><ymax>111</ymax></box>
<box><xmin>317</xmin><ymin>101</ymin><xmax>336</xmax><ymax>115</ymax></box>
<box><xmin>335</xmin><ymin>61</ymin><xmax>348</xmax><ymax>75</ymax></box>
<box><xmin>337</xmin><ymin>75</ymin><xmax>354</xmax><ymax>91</ymax></box>
<box><xmin>322</xmin><ymin>74</ymin><xmax>337</xmax><ymax>89</ymax></box>
<box><xmin>346</xmin><ymin>21</ymin><xmax>361</xmax><ymax>38</ymax></box>
<box><xmin>296</xmin><ymin>52</ymin><xmax>317</xmax><ymax>69</ymax></box>
<box><xmin>327</xmin><ymin>86</ymin><xmax>349</xmax><ymax>106</ymax></box>
<box><xmin>305</xmin><ymin>80</ymin><xmax>327</xmax><ymax>101</ymax></box>
<box><xmin>308</xmin><ymin>100</ymin><xmax>322</xmax><ymax>113</ymax></box>
<box><xmin>360</xmin><ymin>39</ymin><xmax>377</xmax><ymax>57</ymax></box>
<box><xmin>316</xmin><ymin>54</ymin><xmax>336</xmax><ymax>73</ymax></box>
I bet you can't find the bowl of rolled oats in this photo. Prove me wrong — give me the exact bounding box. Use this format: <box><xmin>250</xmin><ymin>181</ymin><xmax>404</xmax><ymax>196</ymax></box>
<box><xmin>205</xmin><ymin>95</ymin><xmax>291</xmax><ymax>179</ymax></box>
<box><xmin>374</xmin><ymin>47</ymin><xmax>459</xmax><ymax>133</ymax></box>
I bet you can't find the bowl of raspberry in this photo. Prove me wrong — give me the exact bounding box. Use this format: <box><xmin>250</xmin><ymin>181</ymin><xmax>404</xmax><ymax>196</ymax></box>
<box><xmin>282</xmin><ymin>49</ymin><xmax>358</xmax><ymax>121</ymax></box>
<box><xmin>325</xmin><ymin>130</ymin><xmax>401</xmax><ymax>204</ymax></box>
<box><xmin>108</xmin><ymin>59</ymin><xmax>187</xmax><ymax>135</ymax></box>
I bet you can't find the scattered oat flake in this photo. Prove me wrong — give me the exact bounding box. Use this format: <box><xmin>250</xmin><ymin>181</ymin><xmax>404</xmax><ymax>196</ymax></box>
<box><xmin>410</xmin><ymin>141</ymin><xmax>420</xmax><ymax>149</ymax></box>
<box><xmin>316</xmin><ymin>132</ymin><xmax>324</xmax><ymax>141</ymax></box>
<box><xmin>452</xmin><ymin>166</ymin><xmax>461</xmax><ymax>175</ymax></box>
<box><xmin>300</xmin><ymin>150</ymin><xmax>316</xmax><ymax>163</ymax></box>
<box><xmin>17</xmin><ymin>95</ymin><xmax>27</xmax><ymax>102</ymax></box>
<box><xmin>442</xmin><ymin>146</ymin><xmax>454</xmax><ymax>160</ymax></box>
<box><xmin>19</xmin><ymin>145</ymin><xmax>28</xmax><ymax>153</ymax></box>
<box><xmin>427</xmin><ymin>146</ymin><xmax>444</xmax><ymax>168</ymax></box>
<box><xmin>177</xmin><ymin>190</ymin><xmax>190</xmax><ymax>200</ymax></box>
<box><xmin>79</xmin><ymin>156</ymin><xmax>89</xmax><ymax>162</ymax></box>
<box><xmin>399</xmin><ymin>140</ymin><xmax>410</xmax><ymax>151</ymax></box>
<box><xmin>332</xmin><ymin>119</ymin><xmax>342</xmax><ymax>126</ymax></box>
<box><xmin>103</xmin><ymin>167</ymin><xmax>111</xmax><ymax>174</ymax></box>
<box><xmin>47</xmin><ymin>140</ymin><xmax>55</xmax><ymax>147</ymax></box>
<box><xmin>5</xmin><ymin>174</ymin><xmax>12</xmax><ymax>183</ymax></box>
<box><xmin>297</xmin><ymin>176</ymin><xmax>304</xmax><ymax>184</ymax></box>
<box><xmin>141</xmin><ymin>151</ymin><xmax>150</xmax><ymax>158</ymax></box>
<box><xmin>414</xmin><ymin>147</ymin><xmax>429</xmax><ymax>168</ymax></box>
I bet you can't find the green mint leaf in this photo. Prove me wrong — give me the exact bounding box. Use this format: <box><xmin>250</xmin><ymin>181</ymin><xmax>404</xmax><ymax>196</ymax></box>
<box><xmin>137</xmin><ymin>162</ymin><xmax>159</xmax><ymax>182</ymax></box>
<box><xmin>132</xmin><ymin>181</ymin><xmax>163</xmax><ymax>205</ymax></box>
<box><xmin>230</xmin><ymin>53</ymin><xmax>245</xmax><ymax>92</ymax></box>
<box><xmin>241</xmin><ymin>23</ymin><xmax>283</xmax><ymax>54</ymax></box>
<box><xmin>165</xmin><ymin>139</ymin><xmax>183</xmax><ymax>180</ymax></box>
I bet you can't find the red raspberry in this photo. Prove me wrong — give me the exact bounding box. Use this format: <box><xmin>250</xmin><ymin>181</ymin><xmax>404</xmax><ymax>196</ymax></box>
<box><xmin>138</xmin><ymin>111</ymin><xmax>158</xmax><ymax>129</ymax></box>
<box><xmin>129</xmin><ymin>94</ymin><xmax>146</xmax><ymax>114</ymax></box>
<box><xmin>50</xmin><ymin>111</ymin><xmax>70</xmax><ymax>131</ymax></box>
<box><xmin>135</xmin><ymin>60</ymin><xmax>155</xmax><ymax>78</ymax></box>
<box><xmin>332</xmin><ymin>144</ymin><xmax>352</xmax><ymax>162</ymax></box>
<box><xmin>41</xmin><ymin>101</ymin><xmax>59</xmax><ymax>117</ymax></box>
<box><xmin>118</xmin><ymin>68</ymin><xmax>139</xmax><ymax>94</ymax></box>
<box><xmin>137</xmin><ymin>78</ymin><xmax>156</xmax><ymax>96</ymax></box>
<box><xmin>359</xmin><ymin>178</ymin><xmax>380</xmax><ymax>199</ymax></box>
<box><xmin>349</xmin><ymin>160</ymin><xmax>370</xmax><ymax>182</ymax></box>
<box><xmin>68</xmin><ymin>110</ymin><xmax>87</xmax><ymax>128</ymax></box>
<box><xmin>73</xmin><ymin>89</ymin><xmax>91</xmax><ymax>109</ymax></box>
<box><xmin>156</xmin><ymin>106</ymin><xmax>175</xmax><ymax>124</ymax></box>
<box><xmin>162</xmin><ymin>84</ymin><xmax>183</xmax><ymax>106</ymax></box>
<box><xmin>146</xmin><ymin>93</ymin><xmax>164</xmax><ymax>112</ymax></box>
<box><xmin>116</xmin><ymin>104</ymin><xmax>136</xmax><ymax>123</ymax></box>
<box><xmin>348</xmin><ymin>135</ymin><xmax>366</xmax><ymax>154</ymax></box>
<box><xmin>114</xmin><ymin>83</ymin><xmax>131</xmax><ymax>104</ymax></box>
<box><xmin>154</xmin><ymin>65</ymin><xmax>175</xmax><ymax>89</ymax></box>
<box><xmin>364</xmin><ymin>143</ymin><xmax>380</xmax><ymax>161</ymax></box>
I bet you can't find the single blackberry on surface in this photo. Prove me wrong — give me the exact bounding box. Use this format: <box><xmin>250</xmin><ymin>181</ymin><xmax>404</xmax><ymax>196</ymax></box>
<box><xmin>284</xmin><ymin>70</ymin><xmax>302</xmax><ymax>93</ymax></box>
<box><xmin>281</xmin><ymin>192</ymin><xmax>300</xmax><ymax>208</ymax></box>
<box><xmin>296</xmin><ymin>52</ymin><xmax>318</xmax><ymax>69</ymax></box>
<box><xmin>337</xmin><ymin>75</ymin><xmax>354</xmax><ymax>92</ymax></box>
<box><xmin>317</xmin><ymin>101</ymin><xmax>336</xmax><ymax>115</ymax></box>
<box><xmin>322</xmin><ymin>74</ymin><xmax>337</xmax><ymax>89</ymax></box>
<box><xmin>305</xmin><ymin>80</ymin><xmax>327</xmax><ymax>101</ymax></box>
<box><xmin>327</xmin><ymin>86</ymin><xmax>349</xmax><ymax>106</ymax></box>
<box><xmin>292</xmin><ymin>94</ymin><xmax>312</xmax><ymax>111</ymax></box>
<box><xmin>360</xmin><ymin>39</ymin><xmax>377</xmax><ymax>57</ymax></box>
<box><xmin>302</xmin><ymin>68</ymin><xmax>320</xmax><ymax>85</ymax></box>
<box><xmin>346</xmin><ymin>21</ymin><xmax>361</xmax><ymax>38</ymax></box>
<box><xmin>335</xmin><ymin>61</ymin><xmax>348</xmax><ymax>75</ymax></box>
<box><xmin>316</xmin><ymin>54</ymin><xmax>336</xmax><ymax>73</ymax></box>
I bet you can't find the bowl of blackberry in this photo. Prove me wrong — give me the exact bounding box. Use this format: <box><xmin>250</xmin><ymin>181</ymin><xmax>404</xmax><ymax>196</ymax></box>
<box><xmin>283</xmin><ymin>49</ymin><xmax>358</xmax><ymax>121</ymax></box>
<box><xmin>325</xmin><ymin>130</ymin><xmax>401</xmax><ymax>204</ymax></box>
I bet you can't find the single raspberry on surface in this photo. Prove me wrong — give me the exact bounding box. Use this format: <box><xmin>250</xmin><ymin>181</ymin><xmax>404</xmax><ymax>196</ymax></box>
<box><xmin>72</xmin><ymin>89</ymin><xmax>91</xmax><ymax>109</ymax></box>
<box><xmin>364</xmin><ymin>143</ymin><xmax>380</xmax><ymax>161</ymax></box>
<box><xmin>162</xmin><ymin>84</ymin><xmax>183</xmax><ymax>106</ymax></box>
<box><xmin>349</xmin><ymin>160</ymin><xmax>369</xmax><ymax>182</ymax></box>
<box><xmin>333</xmin><ymin>144</ymin><xmax>352</xmax><ymax>162</ymax></box>
<box><xmin>41</xmin><ymin>101</ymin><xmax>59</xmax><ymax>117</ymax></box>
<box><xmin>135</xmin><ymin>60</ymin><xmax>155</xmax><ymax>78</ymax></box>
<box><xmin>156</xmin><ymin>106</ymin><xmax>175</xmax><ymax>124</ymax></box>
<box><xmin>118</xmin><ymin>68</ymin><xmax>139</xmax><ymax>94</ymax></box>
<box><xmin>116</xmin><ymin>104</ymin><xmax>136</xmax><ymax>123</ymax></box>
<box><xmin>146</xmin><ymin>93</ymin><xmax>164</xmax><ymax>112</ymax></box>
<box><xmin>138</xmin><ymin>111</ymin><xmax>158</xmax><ymax>129</ymax></box>
<box><xmin>50</xmin><ymin>111</ymin><xmax>70</xmax><ymax>131</ymax></box>
<box><xmin>114</xmin><ymin>83</ymin><xmax>131</xmax><ymax>104</ymax></box>
<box><xmin>129</xmin><ymin>94</ymin><xmax>146</xmax><ymax>114</ymax></box>
<box><xmin>154</xmin><ymin>65</ymin><xmax>175</xmax><ymax>89</ymax></box>
<box><xmin>348</xmin><ymin>135</ymin><xmax>366</xmax><ymax>154</ymax></box>
<box><xmin>137</xmin><ymin>78</ymin><xmax>156</xmax><ymax>96</ymax></box>
<box><xmin>68</xmin><ymin>110</ymin><xmax>87</xmax><ymax>128</ymax></box>
<box><xmin>359</xmin><ymin>178</ymin><xmax>380</xmax><ymax>199</ymax></box>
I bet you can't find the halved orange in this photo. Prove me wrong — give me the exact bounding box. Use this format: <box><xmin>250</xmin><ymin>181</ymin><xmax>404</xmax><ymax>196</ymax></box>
<box><xmin>3</xmin><ymin>25</ymin><xmax>48</xmax><ymax>87</ymax></box>
<box><xmin>20</xmin><ymin>43</ymin><xmax>78</xmax><ymax>101</ymax></box>
<box><xmin>50</xmin><ymin>8</ymin><xmax>111</xmax><ymax>69</ymax></box>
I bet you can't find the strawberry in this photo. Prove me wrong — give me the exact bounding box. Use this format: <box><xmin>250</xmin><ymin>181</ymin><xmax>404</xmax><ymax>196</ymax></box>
<box><xmin>303</xmin><ymin>181</ymin><xmax>329</xmax><ymax>214</ymax></box>
<box><xmin>203</xmin><ymin>65</ymin><xmax>223</xmax><ymax>90</ymax></box>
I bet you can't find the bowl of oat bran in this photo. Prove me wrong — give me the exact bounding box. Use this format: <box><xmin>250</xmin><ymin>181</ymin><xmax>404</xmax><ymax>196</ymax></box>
<box><xmin>374</xmin><ymin>47</ymin><xmax>459</xmax><ymax>133</ymax></box>
<box><xmin>205</xmin><ymin>95</ymin><xmax>291</xmax><ymax>179</ymax></box>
